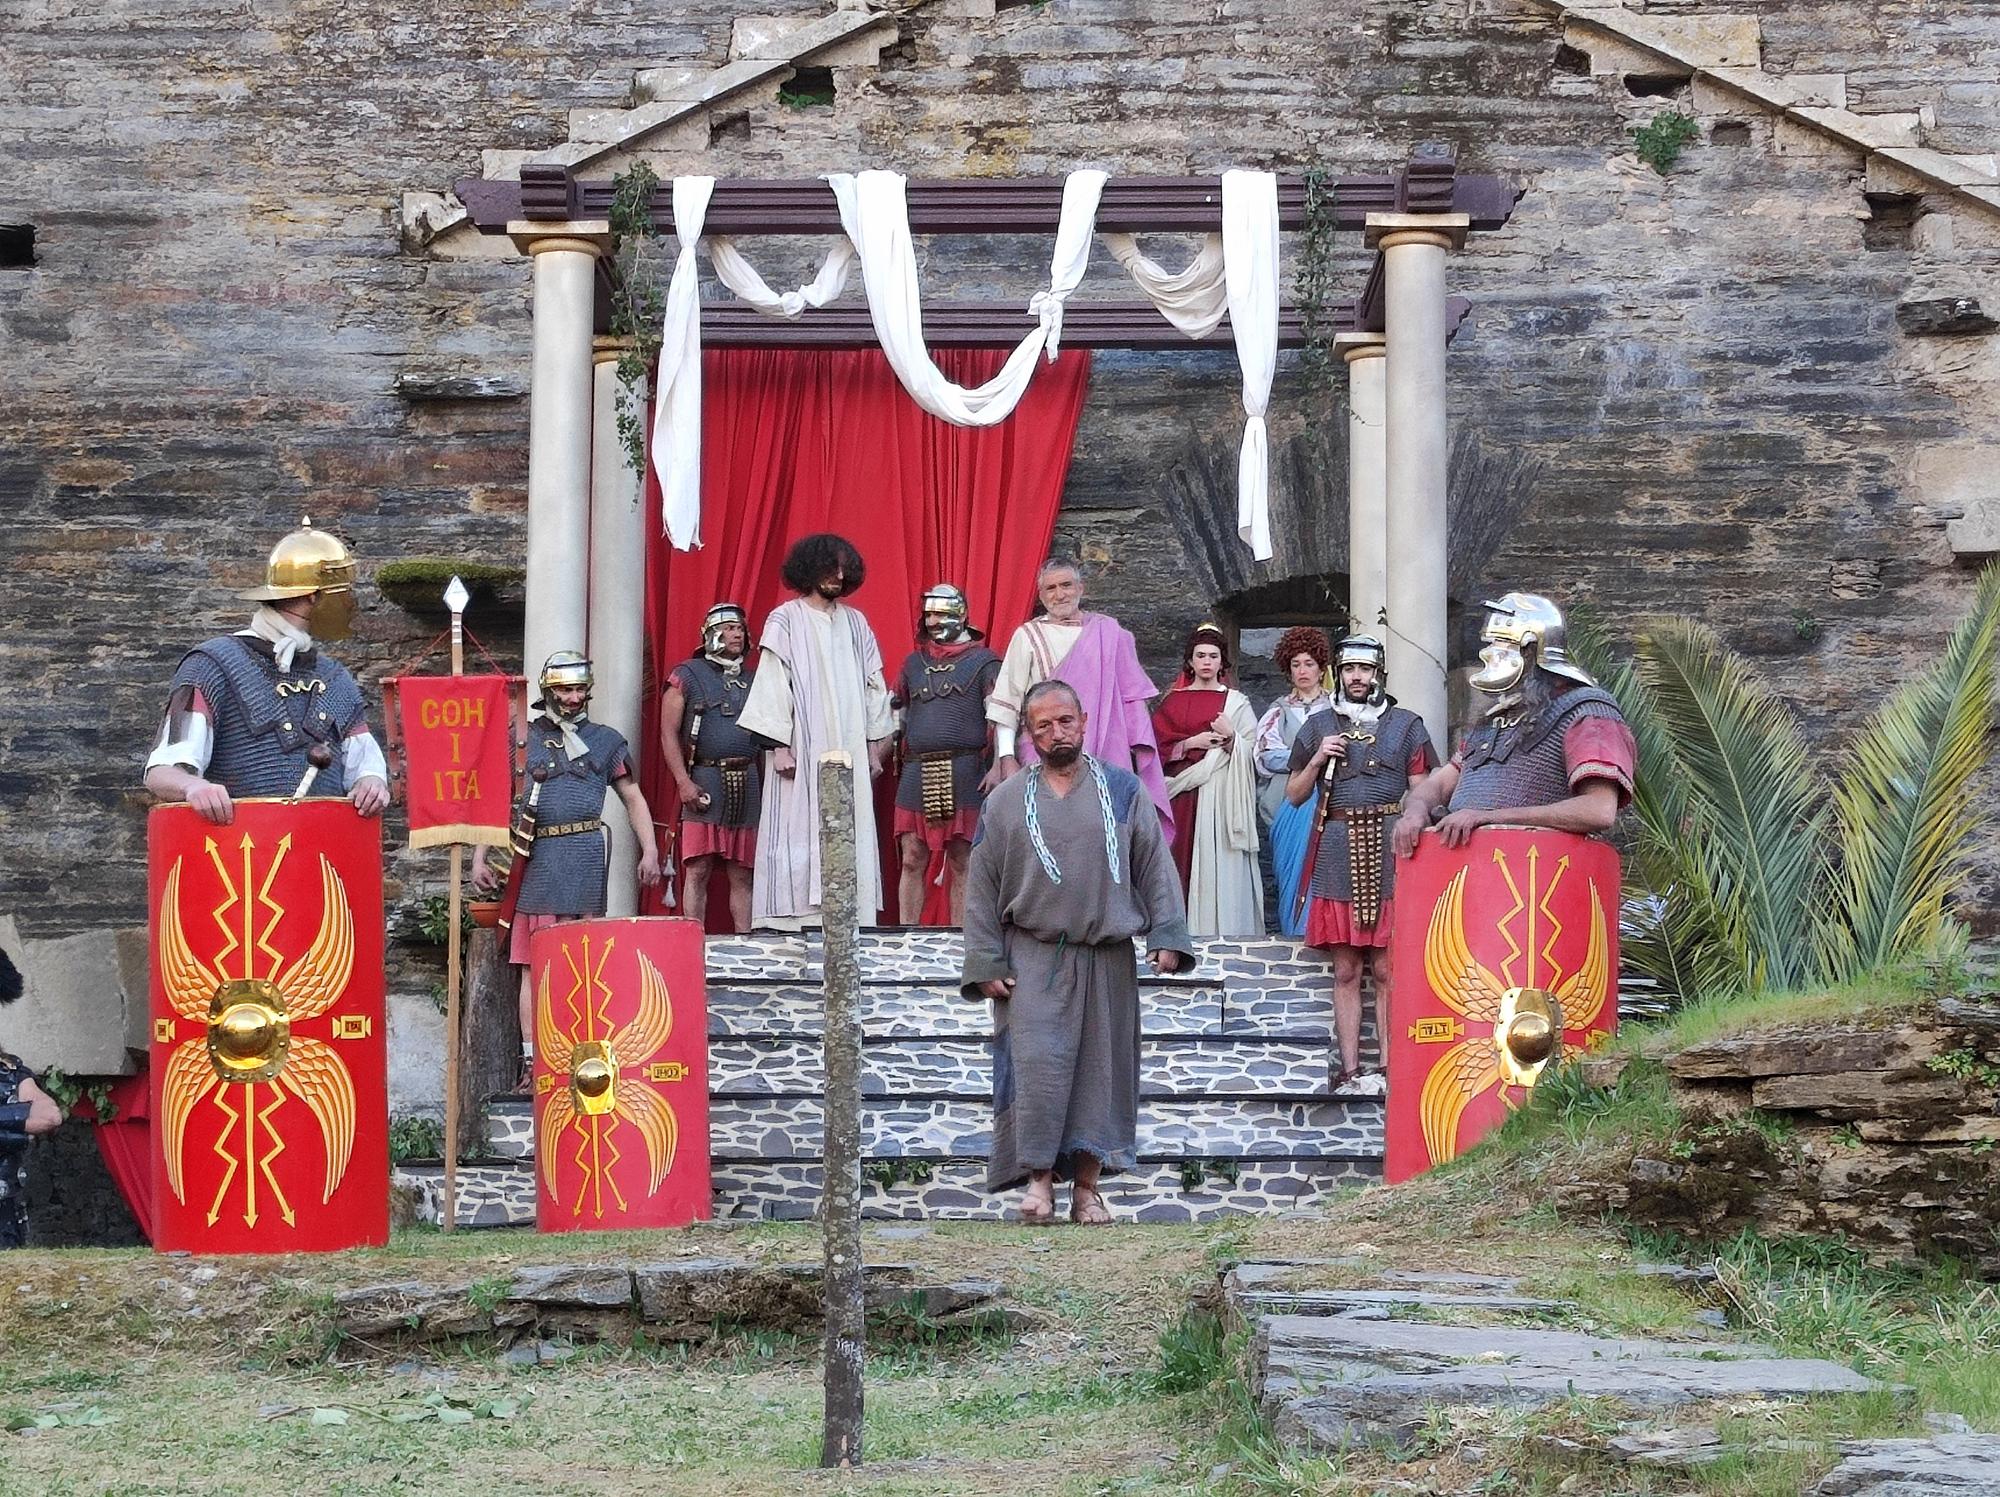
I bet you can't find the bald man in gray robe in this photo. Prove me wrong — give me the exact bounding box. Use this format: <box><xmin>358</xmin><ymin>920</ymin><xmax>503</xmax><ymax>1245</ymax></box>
<box><xmin>962</xmin><ymin>681</ymin><xmax>1195</xmax><ymax>1225</ymax></box>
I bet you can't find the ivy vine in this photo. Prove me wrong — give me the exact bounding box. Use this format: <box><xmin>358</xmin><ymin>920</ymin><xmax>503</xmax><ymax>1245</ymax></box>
<box><xmin>1294</xmin><ymin>165</ymin><xmax>1342</xmax><ymax>401</ymax></box>
<box><xmin>608</xmin><ymin>163</ymin><xmax>668</xmax><ymax>478</ymax></box>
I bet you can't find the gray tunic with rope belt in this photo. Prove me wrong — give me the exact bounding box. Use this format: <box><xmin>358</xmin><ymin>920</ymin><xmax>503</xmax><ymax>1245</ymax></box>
<box><xmin>961</xmin><ymin>758</ymin><xmax>1194</xmax><ymax>1192</ymax></box>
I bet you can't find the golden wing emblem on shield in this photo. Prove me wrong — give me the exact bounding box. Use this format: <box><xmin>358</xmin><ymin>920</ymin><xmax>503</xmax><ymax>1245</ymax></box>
<box><xmin>537</xmin><ymin>949</ymin><xmax>680</xmax><ymax>1211</ymax></box>
<box><xmin>1418</xmin><ymin>867</ymin><xmax>1508</xmax><ymax>1165</ymax></box>
<box><xmin>1553</xmin><ymin>883</ymin><xmax>1612</xmax><ymax>1034</ymax></box>
<box><xmin>155</xmin><ymin>848</ymin><xmax>360</xmax><ymax>1221</ymax></box>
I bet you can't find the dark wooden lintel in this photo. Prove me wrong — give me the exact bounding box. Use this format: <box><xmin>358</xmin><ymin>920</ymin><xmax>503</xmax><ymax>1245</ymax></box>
<box><xmin>461</xmin><ymin>165</ymin><xmax>1521</xmax><ymax>238</ymax></box>
<box><xmin>591</xmin><ymin>296</ymin><xmax>1471</xmax><ymax>350</ymax></box>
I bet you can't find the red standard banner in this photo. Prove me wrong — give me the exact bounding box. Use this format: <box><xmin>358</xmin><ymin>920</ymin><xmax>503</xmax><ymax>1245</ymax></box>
<box><xmin>529</xmin><ymin>917</ymin><xmax>712</xmax><ymax>1233</ymax></box>
<box><xmin>1385</xmin><ymin>827</ymin><xmax>1620</xmax><ymax>1184</ymax></box>
<box><xmin>148</xmin><ymin>799</ymin><xmax>389</xmax><ymax>1254</ymax></box>
<box><xmin>386</xmin><ymin>674</ymin><xmax>515</xmax><ymax>849</ymax></box>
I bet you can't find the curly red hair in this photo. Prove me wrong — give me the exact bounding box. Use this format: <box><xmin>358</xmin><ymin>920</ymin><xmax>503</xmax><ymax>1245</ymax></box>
<box><xmin>1272</xmin><ymin>626</ymin><xmax>1330</xmax><ymax>672</ymax></box>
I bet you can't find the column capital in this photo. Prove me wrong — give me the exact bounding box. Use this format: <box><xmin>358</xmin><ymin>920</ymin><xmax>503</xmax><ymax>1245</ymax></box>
<box><xmin>508</xmin><ymin>220</ymin><xmax>613</xmax><ymax>257</ymax></box>
<box><xmin>1364</xmin><ymin>212</ymin><xmax>1471</xmax><ymax>252</ymax></box>
<box><xmin>1334</xmin><ymin>331</ymin><xmax>1387</xmax><ymax>364</ymax></box>
<box><xmin>592</xmin><ymin>334</ymin><xmax>635</xmax><ymax>366</ymax></box>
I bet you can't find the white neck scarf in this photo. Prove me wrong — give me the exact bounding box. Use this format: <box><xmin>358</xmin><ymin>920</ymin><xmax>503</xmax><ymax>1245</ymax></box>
<box><xmin>534</xmin><ymin>707</ymin><xmax>591</xmax><ymax>762</ymax></box>
<box><xmin>246</xmin><ymin>606</ymin><xmax>314</xmax><ymax>673</ymax></box>
<box><xmin>1333</xmin><ymin>696</ymin><xmax>1388</xmax><ymax>731</ymax></box>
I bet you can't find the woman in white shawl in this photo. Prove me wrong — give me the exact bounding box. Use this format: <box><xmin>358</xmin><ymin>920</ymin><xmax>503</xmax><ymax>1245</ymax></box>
<box><xmin>1150</xmin><ymin>623</ymin><xmax>1262</xmax><ymax>936</ymax></box>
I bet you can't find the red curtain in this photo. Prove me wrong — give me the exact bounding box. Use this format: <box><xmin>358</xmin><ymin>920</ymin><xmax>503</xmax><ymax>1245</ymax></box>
<box><xmin>78</xmin><ymin>1073</ymin><xmax>155</xmax><ymax>1244</ymax></box>
<box><xmin>639</xmin><ymin>345</ymin><xmax>1092</xmax><ymax>926</ymax></box>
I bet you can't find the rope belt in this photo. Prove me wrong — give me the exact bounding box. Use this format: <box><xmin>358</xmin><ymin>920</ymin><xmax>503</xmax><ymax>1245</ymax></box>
<box><xmin>536</xmin><ymin>819</ymin><xmax>604</xmax><ymax>839</ymax></box>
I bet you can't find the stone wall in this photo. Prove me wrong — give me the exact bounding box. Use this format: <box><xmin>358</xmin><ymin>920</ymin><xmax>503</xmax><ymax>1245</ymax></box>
<box><xmin>6</xmin><ymin>0</ymin><xmax>2000</xmax><ymax>959</ymax></box>
<box><xmin>1562</xmin><ymin>997</ymin><xmax>2000</xmax><ymax>1275</ymax></box>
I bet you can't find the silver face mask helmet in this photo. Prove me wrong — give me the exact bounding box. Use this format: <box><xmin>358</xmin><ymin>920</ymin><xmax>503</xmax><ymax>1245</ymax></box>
<box><xmin>1471</xmin><ymin>593</ymin><xmax>1596</xmax><ymax>695</ymax></box>
<box><xmin>918</xmin><ymin>583</ymin><xmax>982</xmax><ymax>644</ymax></box>
<box><xmin>538</xmin><ymin>650</ymin><xmax>593</xmax><ymax>719</ymax></box>
<box><xmin>1333</xmin><ymin>633</ymin><xmax>1388</xmax><ymax>706</ymax></box>
<box><xmin>702</xmin><ymin>602</ymin><xmax>749</xmax><ymax>660</ymax></box>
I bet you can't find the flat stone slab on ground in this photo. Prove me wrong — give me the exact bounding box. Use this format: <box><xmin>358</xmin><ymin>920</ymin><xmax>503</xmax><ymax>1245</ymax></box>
<box><xmin>1256</xmin><ymin>1314</ymin><xmax>1882</xmax><ymax>1449</ymax></box>
<box><xmin>1813</xmin><ymin>1434</ymin><xmax>2000</xmax><ymax>1495</ymax></box>
<box><xmin>1233</xmin><ymin>1287</ymin><xmax>1571</xmax><ymax>1316</ymax></box>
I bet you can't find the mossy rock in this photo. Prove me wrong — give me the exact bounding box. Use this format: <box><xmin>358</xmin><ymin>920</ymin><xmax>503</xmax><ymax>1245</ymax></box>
<box><xmin>376</xmin><ymin>558</ymin><xmax>525</xmax><ymax>616</ymax></box>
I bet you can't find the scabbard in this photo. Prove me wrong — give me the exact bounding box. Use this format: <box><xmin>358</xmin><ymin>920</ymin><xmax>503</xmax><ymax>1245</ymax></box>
<box><xmin>1291</xmin><ymin>777</ymin><xmax>1336</xmax><ymax>924</ymax></box>
<box><xmin>494</xmin><ymin>780</ymin><xmax>545</xmax><ymax>934</ymax></box>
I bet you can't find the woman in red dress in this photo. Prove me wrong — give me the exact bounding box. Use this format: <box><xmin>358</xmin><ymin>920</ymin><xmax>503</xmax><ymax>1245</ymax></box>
<box><xmin>1150</xmin><ymin>624</ymin><xmax>1262</xmax><ymax>933</ymax></box>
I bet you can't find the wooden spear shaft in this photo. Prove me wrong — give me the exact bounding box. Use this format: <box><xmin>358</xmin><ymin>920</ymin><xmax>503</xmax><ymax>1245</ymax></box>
<box><xmin>817</xmin><ymin>752</ymin><xmax>864</xmax><ymax>1468</ymax></box>
<box><xmin>441</xmin><ymin>581</ymin><xmax>468</xmax><ymax>1234</ymax></box>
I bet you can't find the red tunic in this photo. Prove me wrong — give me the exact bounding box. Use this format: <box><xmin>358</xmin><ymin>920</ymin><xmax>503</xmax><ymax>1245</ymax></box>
<box><xmin>1150</xmin><ymin>687</ymin><xmax>1232</xmax><ymax>899</ymax></box>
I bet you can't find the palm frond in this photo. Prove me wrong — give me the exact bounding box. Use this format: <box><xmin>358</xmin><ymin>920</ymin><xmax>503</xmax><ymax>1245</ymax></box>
<box><xmin>1821</xmin><ymin>564</ymin><xmax>2000</xmax><ymax>978</ymax></box>
<box><xmin>1576</xmin><ymin>622</ymin><xmax>1752</xmax><ymax>1005</ymax></box>
<box><xmin>1633</xmin><ymin>619</ymin><xmax>1831</xmax><ymax>992</ymax></box>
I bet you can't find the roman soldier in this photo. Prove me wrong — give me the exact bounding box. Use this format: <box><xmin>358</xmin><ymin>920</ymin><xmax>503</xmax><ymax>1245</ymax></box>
<box><xmin>1394</xmin><ymin>592</ymin><xmax>1635</xmax><ymax>853</ymax></box>
<box><xmin>143</xmin><ymin>519</ymin><xmax>391</xmax><ymax>823</ymax></box>
<box><xmin>659</xmin><ymin>602</ymin><xmax>761</xmax><ymax>932</ymax></box>
<box><xmin>1286</xmin><ymin>634</ymin><xmax>1436</xmax><ymax>1092</ymax></box>
<box><xmin>0</xmin><ymin>951</ymin><xmax>62</xmax><ymax>1249</ymax></box>
<box><xmin>472</xmin><ymin>651</ymin><xmax>660</xmax><ymax>1082</ymax></box>
<box><xmin>892</xmin><ymin>583</ymin><xmax>1002</xmax><ymax>925</ymax></box>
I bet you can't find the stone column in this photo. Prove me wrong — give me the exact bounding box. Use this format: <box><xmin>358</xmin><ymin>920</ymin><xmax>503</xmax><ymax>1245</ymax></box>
<box><xmin>1366</xmin><ymin>212</ymin><xmax>1469</xmax><ymax>750</ymax></box>
<box><xmin>590</xmin><ymin>336</ymin><xmax>647</xmax><ymax>917</ymax></box>
<box><xmin>1335</xmin><ymin>333</ymin><xmax>1388</xmax><ymax>638</ymax></box>
<box><xmin>508</xmin><ymin>220</ymin><xmax>612</xmax><ymax>695</ymax></box>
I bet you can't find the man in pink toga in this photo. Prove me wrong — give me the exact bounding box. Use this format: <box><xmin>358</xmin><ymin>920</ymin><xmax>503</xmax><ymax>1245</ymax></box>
<box><xmin>984</xmin><ymin>555</ymin><xmax>1173</xmax><ymax>835</ymax></box>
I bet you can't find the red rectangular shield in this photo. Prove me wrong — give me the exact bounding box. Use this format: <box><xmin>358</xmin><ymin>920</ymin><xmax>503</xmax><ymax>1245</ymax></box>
<box><xmin>1386</xmin><ymin>827</ymin><xmax>1620</xmax><ymax>1183</ymax></box>
<box><xmin>529</xmin><ymin>917</ymin><xmax>712</xmax><ymax>1232</ymax></box>
<box><xmin>148</xmin><ymin>799</ymin><xmax>389</xmax><ymax>1253</ymax></box>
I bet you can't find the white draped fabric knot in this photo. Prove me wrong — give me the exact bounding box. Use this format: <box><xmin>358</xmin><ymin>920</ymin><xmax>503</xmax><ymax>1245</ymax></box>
<box><xmin>824</xmin><ymin>167</ymin><xmax>1106</xmax><ymax>425</ymax></box>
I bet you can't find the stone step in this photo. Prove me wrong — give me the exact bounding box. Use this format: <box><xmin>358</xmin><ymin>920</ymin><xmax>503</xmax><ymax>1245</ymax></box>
<box><xmin>484</xmin><ymin>1095</ymin><xmax>1384</xmax><ymax>1162</ymax></box>
<box><xmin>396</xmin><ymin>1155</ymin><xmax>1380</xmax><ymax>1229</ymax></box>
<box><xmin>700</xmin><ymin>1036</ymin><xmax>1376</xmax><ymax>1098</ymax></box>
<box><xmin>704</xmin><ymin>978</ymin><xmax>1357</xmax><ymax>1040</ymax></box>
<box><xmin>704</xmin><ymin>931</ymin><xmax>1333</xmax><ymax>986</ymax></box>
<box><xmin>1251</xmin><ymin>1313</ymin><xmax>1881</xmax><ymax>1450</ymax></box>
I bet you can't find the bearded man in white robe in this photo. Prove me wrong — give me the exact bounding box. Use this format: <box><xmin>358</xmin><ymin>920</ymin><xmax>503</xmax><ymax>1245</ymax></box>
<box><xmin>739</xmin><ymin>533</ymin><xmax>895</xmax><ymax>927</ymax></box>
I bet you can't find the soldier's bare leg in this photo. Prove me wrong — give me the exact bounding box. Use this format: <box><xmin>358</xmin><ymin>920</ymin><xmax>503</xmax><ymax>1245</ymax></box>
<box><xmin>516</xmin><ymin>968</ymin><xmax>535</xmax><ymax>1088</ymax></box>
<box><xmin>725</xmin><ymin>861</ymin><xmax>752</xmax><ymax>933</ymax></box>
<box><xmin>897</xmin><ymin>833</ymin><xmax>931</xmax><ymax>925</ymax></box>
<box><xmin>1366</xmin><ymin>947</ymin><xmax>1393</xmax><ymax>1074</ymax></box>
<box><xmin>1329</xmin><ymin>946</ymin><xmax>1364</xmax><ymax>1079</ymax></box>
<box><xmin>944</xmin><ymin>838</ymin><xmax>972</xmax><ymax>927</ymax></box>
<box><xmin>681</xmin><ymin>853</ymin><xmax>717</xmax><ymax>926</ymax></box>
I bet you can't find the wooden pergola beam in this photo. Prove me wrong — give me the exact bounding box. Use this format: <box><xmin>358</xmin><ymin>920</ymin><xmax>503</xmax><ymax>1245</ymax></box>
<box><xmin>641</xmin><ymin>297</ymin><xmax>1472</xmax><ymax>349</ymax></box>
<box><xmin>455</xmin><ymin>162</ymin><xmax>1521</xmax><ymax>237</ymax></box>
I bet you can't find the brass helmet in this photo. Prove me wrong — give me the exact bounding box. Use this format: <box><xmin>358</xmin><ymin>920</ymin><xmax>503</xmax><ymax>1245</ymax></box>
<box><xmin>1472</xmin><ymin>592</ymin><xmax>1595</xmax><ymax>694</ymax></box>
<box><xmin>701</xmin><ymin>603</ymin><xmax>749</xmax><ymax>658</ymax></box>
<box><xmin>237</xmin><ymin>518</ymin><xmax>358</xmax><ymax>602</ymax></box>
<box><xmin>538</xmin><ymin>651</ymin><xmax>593</xmax><ymax>714</ymax></box>
<box><xmin>918</xmin><ymin>582</ymin><xmax>982</xmax><ymax>643</ymax></box>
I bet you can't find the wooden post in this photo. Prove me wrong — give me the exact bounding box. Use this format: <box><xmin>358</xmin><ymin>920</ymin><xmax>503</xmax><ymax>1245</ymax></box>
<box><xmin>817</xmin><ymin>752</ymin><xmax>864</xmax><ymax>1468</ymax></box>
<box><xmin>441</xmin><ymin>576</ymin><xmax>471</xmax><ymax>1233</ymax></box>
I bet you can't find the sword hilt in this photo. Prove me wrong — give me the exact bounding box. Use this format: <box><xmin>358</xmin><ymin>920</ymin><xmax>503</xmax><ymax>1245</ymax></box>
<box><xmin>291</xmin><ymin>743</ymin><xmax>336</xmax><ymax>800</ymax></box>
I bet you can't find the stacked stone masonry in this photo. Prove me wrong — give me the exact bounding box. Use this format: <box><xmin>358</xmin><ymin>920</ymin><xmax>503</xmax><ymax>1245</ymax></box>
<box><xmin>10</xmin><ymin>0</ymin><xmax>2000</xmax><ymax>978</ymax></box>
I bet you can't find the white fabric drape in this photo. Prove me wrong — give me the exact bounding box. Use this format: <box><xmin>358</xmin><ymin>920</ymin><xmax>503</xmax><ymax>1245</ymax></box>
<box><xmin>706</xmin><ymin>236</ymin><xmax>855</xmax><ymax>316</ymax></box>
<box><xmin>1223</xmin><ymin>170</ymin><xmax>1278</xmax><ymax>562</ymax></box>
<box><xmin>1103</xmin><ymin>172</ymin><xmax>1279</xmax><ymax>562</ymax></box>
<box><xmin>824</xmin><ymin>168</ymin><xmax>1106</xmax><ymax>427</ymax></box>
<box><xmin>651</xmin><ymin>175</ymin><xmax>714</xmax><ymax>551</ymax></box>
<box><xmin>1101</xmin><ymin>232</ymin><xmax>1228</xmax><ymax>337</ymax></box>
